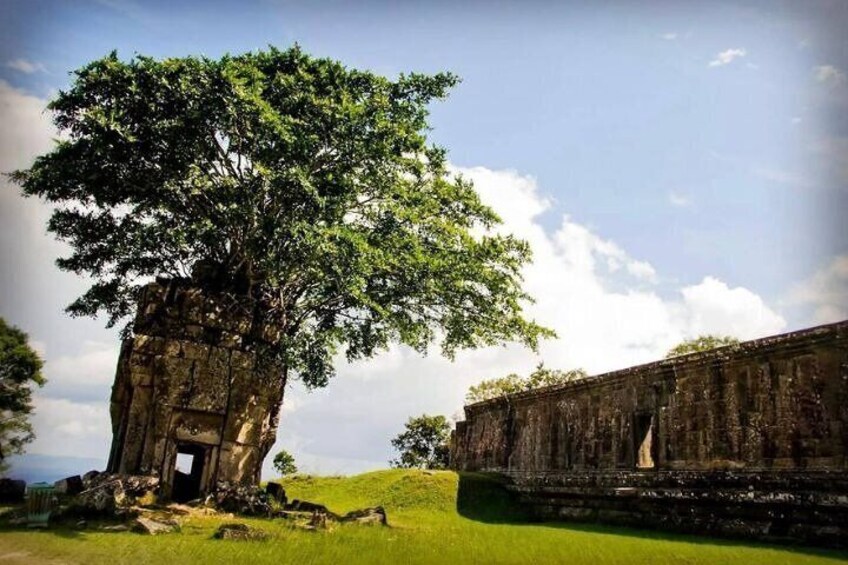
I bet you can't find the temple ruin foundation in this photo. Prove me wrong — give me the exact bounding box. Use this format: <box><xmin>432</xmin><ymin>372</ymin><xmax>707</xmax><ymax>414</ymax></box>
<box><xmin>451</xmin><ymin>321</ymin><xmax>848</xmax><ymax>547</ymax></box>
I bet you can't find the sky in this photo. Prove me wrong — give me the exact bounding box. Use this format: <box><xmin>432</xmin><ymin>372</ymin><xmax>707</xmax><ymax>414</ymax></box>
<box><xmin>1</xmin><ymin>0</ymin><xmax>846</xmax><ymax>480</ymax></box>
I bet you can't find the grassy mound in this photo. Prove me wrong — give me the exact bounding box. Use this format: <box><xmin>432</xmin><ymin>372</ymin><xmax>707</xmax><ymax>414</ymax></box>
<box><xmin>0</xmin><ymin>470</ymin><xmax>845</xmax><ymax>565</ymax></box>
<box><xmin>278</xmin><ymin>469</ymin><xmax>525</xmax><ymax>523</ymax></box>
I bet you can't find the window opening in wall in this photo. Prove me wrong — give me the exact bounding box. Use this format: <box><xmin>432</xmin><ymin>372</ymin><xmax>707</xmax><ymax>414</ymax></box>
<box><xmin>633</xmin><ymin>413</ymin><xmax>655</xmax><ymax>469</ymax></box>
<box><xmin>175</xmin><ymin>453</ymin><xmax>194</xmax><ymax>474</ymax></box>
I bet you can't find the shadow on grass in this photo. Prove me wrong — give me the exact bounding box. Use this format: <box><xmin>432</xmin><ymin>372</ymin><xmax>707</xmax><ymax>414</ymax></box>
<box><xmin>0</xmin><ymin>505</ymin><xmax>117</xmax><ymax>541</ymax></box>
<box><xmin>455</xmin><ymin>472</ymin><xmax>534</xmax><ymax>524</ymax></box>
<box><xmin>455</xmin><ymin>472</ymin><xmax>848</xmax><ymax>562</ymax></box>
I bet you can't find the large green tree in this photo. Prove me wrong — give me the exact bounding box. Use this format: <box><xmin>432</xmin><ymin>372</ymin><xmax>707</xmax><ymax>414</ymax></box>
<box><xmin>0</xmin><ymin>317</ymin><xmax>45</xmax><ymax>474</ymax></box>
<box><xmin>390</xmin><ymin>414</ymin><xmax>451</xmax><ymax>470</ymax></box>
<box><xmin>11</xmin><ymin>46</ymin><xmax>551</xmax><ymax>389</ymax></box>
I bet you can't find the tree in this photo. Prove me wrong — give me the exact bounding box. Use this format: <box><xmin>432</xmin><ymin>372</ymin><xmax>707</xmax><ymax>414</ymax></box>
<box><xmin>272</xmin><ymin>449</ymin><xmax>297</xmax><ymax>476</ymax></box>
<box><xmin>390</xmin><ymin>414</ymin><xmax>451</xmax><ymax>469</ymax></box>
<box><xmin>0</xmin><ymin>317</ymin><xmax>45</xmax><ymax>474</ymax></box>
<box><xmin>466</xmin><ymin>363</ymin><xmax>587</xmax><ymax>403</ymax></box>
<box><xmin>665</xmin><ymin>335</ymin><xmax>740</xmax><ymax>358</ymax></box>
<box><xmin>11</xmin><ymin>46</ymin><xmax>552</xmax><ymax>390</ymax></box>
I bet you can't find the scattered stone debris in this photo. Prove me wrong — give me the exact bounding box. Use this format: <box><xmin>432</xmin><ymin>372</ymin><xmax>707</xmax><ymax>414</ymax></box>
<box><xmin>265</xmin><ymin>482</ymin><xmax>286</xmax><ymax>505</ymax></box>
<box><xmin>8</xmin><ymin>516</ymin><xmax>27</xmax><ymax>527</ymax></box>
<box><xmin>116</xmin><ymin>475</ymin><xmax>160</xmax><ymax>499</ymax></box>
<box><xmin>339</xmin><ymin>506</ymin><xmax>387</xmax><ymax>526</ymax></box>
<box><xmin>210</xmin><ymin>482</ymin><xmax>273</xmax><ymax>516</ymax></box>
<box><xmin>54</xmin><ymin>475</ymin><xmax>84</xmax><ymax>496</ymax></box>
<box><xmin>286</xmin><ymin>499</ymin><xmax>330</xmax><ymax>514</ymax></box>
<box><xmin>274</xmin><ymin>502</ymin><xmax>388</xmax><ymax>530</ymax></box>
<box><xmin>165</xmin><ymin>502</ymin><xmax>217</xmax><ymax>517</ymax></box>
<box><xmin>213</xmin><ymin>523</ymin><xmax>269</xmax><ymax>541</ymax></box>
<box><xmin>71</xmin><ymin>479</ymin><xmax>127</xmax><ymax>516</ymax></box>
<box><xmin>132</xmin><ymin>516</ymin><xmax>181</xmax><ymax>535</ymax></box>
<box><xmin>0</xmin><ymin>478</ymin><xmax>26</xmax><ymax>503</ymax></box>
<box><xmin>68</xmin><ymin>474</ymin><xmax>159</xmax><ymax>517</ymax></box>
<box><xmin>307</xmin><ymin>511</ymin><xmax>328</xmax><ymax>530</ymax></box>
<box><xmin>98</xmin><ymin>524</ymin><xmax>130</xmax><ymax>533</ymax></box>
<box><xmin>82</xmin><ymin>470</ymin><xmax>101</xmax><ymax>489</ymax></box>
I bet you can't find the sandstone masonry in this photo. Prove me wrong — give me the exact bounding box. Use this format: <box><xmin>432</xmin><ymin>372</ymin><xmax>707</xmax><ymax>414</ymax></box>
<box><xmin>107</xmin><ymin>280</ymin><xmax>286</xmax><ymax>502</ymax></box>
<box><xmin>451</xmin><ymin>321</ymin><xmax>848</xmax><ymax>547</ymax></box>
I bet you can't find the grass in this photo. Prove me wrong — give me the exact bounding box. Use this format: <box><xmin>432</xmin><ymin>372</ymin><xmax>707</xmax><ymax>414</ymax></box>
<box><xmin>0</xmin><ymin>469</ymin><xmax>845</xmax><ymax>564</ymax></box>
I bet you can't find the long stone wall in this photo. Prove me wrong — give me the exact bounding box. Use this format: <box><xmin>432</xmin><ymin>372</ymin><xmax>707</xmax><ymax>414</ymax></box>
<box><xmin>451</xmin><ymin>321</ymin><xmax>848</xmax><ymax>547</ymax></box>
<box><xmin>107</xmin><ymin>280</ymin><xmax>286</xmax><ymax>501</ymax></box>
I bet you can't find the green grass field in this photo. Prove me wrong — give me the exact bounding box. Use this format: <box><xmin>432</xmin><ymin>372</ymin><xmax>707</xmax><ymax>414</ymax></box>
<box><xmin>0</xmin><ymin>470</ymin><xmax>845</xmax><ymax>564</ymax></box>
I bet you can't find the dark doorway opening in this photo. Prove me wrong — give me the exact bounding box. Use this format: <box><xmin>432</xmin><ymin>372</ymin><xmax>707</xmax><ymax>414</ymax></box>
<box><xmin>633</xmin><ymin>413</ymin><xmax>655</xmax><ymax>469</ymax></box>
<box><xmin>172</xmin><ymin>443</ymin><xmax>206</xmax><ymax>502</ymax></box>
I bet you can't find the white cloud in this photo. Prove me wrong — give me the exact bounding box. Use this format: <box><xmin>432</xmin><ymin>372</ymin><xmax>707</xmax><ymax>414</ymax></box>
<box><xmin>791</xmin><ymin>117</ymin><xmax>802</xmax><ymax>125</ymax></box>
<box><xmin>40</xmin><ymin>341</ymin><xmax>120</xmax><ymax>402</ymax></box>
<box><xmin>788</xmin><ymin>255</ymin><xmax>848</xmax><ymax>324</ymax></box>
<box><xmin>0</xmin><ymin>80</ymin><xmax>55</xmax><ymax>170</ymax></box>
<box><xmin>679</xmin><ymin>277</ymin><xmax>786</xmax><ymax>339</ymax></box>
<box><xmin>5</xmin><ymin>58</ymin><xmax>46</xmax><ymax>74</ymax></box>
<box><xmin>708</xmin><ymin>48</ymin><xmax>747</xmax><ymax>67</ymax></box>
<box><xmin>668</xmin><ymin>191</ymin><xmax>691</xmax><ymax>207</ymax></box>
<box><xmin>452</xmin><ymin>167</ymin><xmax>785</xmax><ymax>363</ymax></box>
<box><xmin>627</xmin><ymin>260</ymin><xmax>657</xmax><ymax>281</ymax></box>
<box><xmin>813</xmin><ymin>64</ymin><xmax>847</xmax><ymax>87</ymax></box>
<box><xmin>0</xmin><ymin>82</ymin><xmax>99</xmax><ymax>346</ymax></box>
<box><xmin>28</xmin><ymin>397</ymin><xmax>111</xmax><ymax>459</ymax></box>
<box><xmin>660</xmin><ymin>32</ymin><xmax>678</xmax><ymax>40</ymax></box>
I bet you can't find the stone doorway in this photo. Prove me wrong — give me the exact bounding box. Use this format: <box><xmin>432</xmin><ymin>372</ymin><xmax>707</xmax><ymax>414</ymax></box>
<box><xmin>172</xmin><ymin>443</ymin><xmax>207</xmax><ymax>503</ymax></box>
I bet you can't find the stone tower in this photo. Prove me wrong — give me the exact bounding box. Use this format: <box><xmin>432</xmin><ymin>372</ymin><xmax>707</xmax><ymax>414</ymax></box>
<box><xmin>106</xmin><ymin>280</ymin><xmax>286</xmax><ymax>501</ymax></box>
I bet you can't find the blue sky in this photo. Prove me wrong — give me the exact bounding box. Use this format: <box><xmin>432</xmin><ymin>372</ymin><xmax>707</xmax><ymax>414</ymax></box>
<box><xmin>1</xmin><ymin>0</ymin><xmax>846</xmax><ymax>479</ymax></box>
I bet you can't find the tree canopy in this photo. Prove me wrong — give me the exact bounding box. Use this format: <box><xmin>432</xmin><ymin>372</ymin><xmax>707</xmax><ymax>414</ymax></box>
<box><xmin>390</xmin><ymin>414</ymin><xmax>451</xmax><ymax>470</ymax></box>
<box><xmin>465</xmin><ymin>363</ymin><xmax>588</xmax><ymax>404</ymax></box>
<box><xmin>0</xmin><ymin>317</ymin><xmax>45</xmax><ymax>473</ymax></box>
<box><xmin>665</xmin><ymin>335</ymin><xmax>740</xmax><ymax>358</ymax></box>
<box><xmin>11</xmin><ymin>46</ymin><xmax>552</xmax><ymax>388</ymax></box>
<box><xmin>272</xmin><ymin>449</ymin><xmax>297</xmax><ymax>476</ymax></box>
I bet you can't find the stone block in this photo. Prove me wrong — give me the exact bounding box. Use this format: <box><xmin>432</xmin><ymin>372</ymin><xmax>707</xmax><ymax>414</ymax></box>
<box><xmin>230</xmin><ymin>350</ymin><xmax>255</xmax><ymax>371</ymax></box>
<box><xmin>164</xmin><ymin>339</ymin><xmax>183</xmax><ymax>358</ymax></box>
<box><xmin>182</xmin><ymin>341</ymin><xmax>209</xmax><ymax>361</ymax></box>
<box><xmin>213</xmin><ymin>522</ymin><xmax>268</xmax><ymax>540</ymax></box>
<box><xmin>0</xmin><ymin>478</ymin><xmax>26</xmax><ymax>503</ymax></box>
<box><xmin>54</xmin><ymin>475</ymin><xmax>84</xmax><ymax>495</ymax></box>
<box><xmin>133</xmin><ymin>335</ymin><xmax>166</xmax><ymax>355</ymax></box>
<box><xmin>132</xmin><ymin>516</ymin><xmax>180</xmax><ymax>535</ymax></box>
<box><xmin>265</xmin><ymin>482</ymin><xmax>286</xmax><ymax>504</ymax></box>
<box><xmin>220</xmin><ymin>331</ymin><xmax>242</xmax><ymax>349</ymax></box>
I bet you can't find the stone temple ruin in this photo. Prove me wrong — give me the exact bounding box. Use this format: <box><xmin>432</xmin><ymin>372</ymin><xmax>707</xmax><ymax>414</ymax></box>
<box><xmin>451</xmin><ymin>321</ymin><xmax>848</xmax><ymax>547</ymax></box>
<box><xmin>107</xmin><ymin>280</ymin><xmax>286</xmax><ymax>502</ymax></box>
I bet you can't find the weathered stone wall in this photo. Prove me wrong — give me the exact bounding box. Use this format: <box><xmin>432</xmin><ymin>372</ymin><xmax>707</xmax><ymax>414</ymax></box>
<box><xmin>107</xmin><ymin>280</ymin><xmax>286</xmax><ymax>500</ymax></box>
<box><xmin>451</xmin><ymin>321</ymin><xmax>848</xmax><ymax>547</ymax></box>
